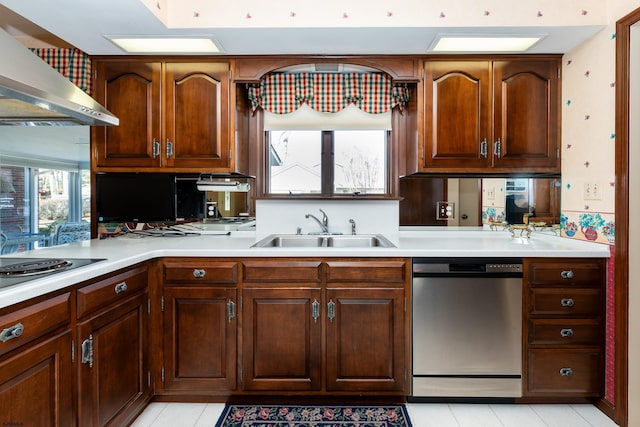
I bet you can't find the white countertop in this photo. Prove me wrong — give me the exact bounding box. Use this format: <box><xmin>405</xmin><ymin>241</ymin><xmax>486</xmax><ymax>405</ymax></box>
<box><xmin>0</xmin><ymin>228</ymin><xmax>610</xmax><ymax>309</ymax></box>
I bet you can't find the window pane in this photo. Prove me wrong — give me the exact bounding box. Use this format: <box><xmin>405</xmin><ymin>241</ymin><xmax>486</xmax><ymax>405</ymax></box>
<box><xmin>334</xmin><ymin>130</ymin><xmax>386</xmax><ymax>194</ymax></box>
<box><xmin>269</xmin><ymin>130</ymin><xmax>321</xmax><ymax>194</ymax></box>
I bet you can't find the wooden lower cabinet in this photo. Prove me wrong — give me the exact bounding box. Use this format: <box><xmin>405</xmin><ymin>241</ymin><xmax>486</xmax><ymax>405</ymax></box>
<box><xmin>523</xmin><ymin>258</ymin><xmax>605</xmax><ymax>399</ymax></box>
<box><xmin>77</xmin><ymin>270</ymin><xmax>151</xmax><ymax>427</ymax></box>
<box><xmin>162</xmin><ymin>286</ymin><xmax>237</xmax><ymax>393</ymax></box>
<box><xmin>0</xmin><ymin>331</ymin><xmax>73</xmax><ymax>427</ymax></box>
<box><xmin>326</xmin><ymin>288</ymin><xmax>405</xmax><ymax>392</ymax></box>
<box><xmin>242</xmin><ymin>287</ymin><xmax>322</xmax><ymax>391</ymax></box>
<box><xmin>241</xmin><ymin>258</ymin><xmax>409</xmax><ymax>395</ymax></box>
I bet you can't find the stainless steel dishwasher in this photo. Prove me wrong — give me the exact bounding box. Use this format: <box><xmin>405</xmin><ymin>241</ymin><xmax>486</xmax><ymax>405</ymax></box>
<box><xmin>411</xmin><ymin>258</ymin><xmax>523</xmax><ymax>399</ymax></box>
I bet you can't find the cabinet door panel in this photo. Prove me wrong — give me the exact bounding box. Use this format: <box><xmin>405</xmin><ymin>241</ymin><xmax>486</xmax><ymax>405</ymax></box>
<box><xmin>493</xmin><ymin>60</ymin><xmax>559</xmax><ymax>169</ymax></box>
<box><xmin>424</xmin><ymin>61</ymin><xmax>491</xmax><ymax>169</ymax></box>
<box><xmin>165</xmin><ymin>63</ymin><xmax>231</xmax><ymax>169</ymax></box>
<box><xmin>326</xmin><ymin>288</ymin><xmax>405</xmax><ymax>392</ymax></box>
<box><xmin>163</xmin><ymin>287</ymin><xmax>237</xmax><ymax>392</ymax></box>
<box><xmin>93</xmin><ymin>61</ymin><xmax>161</xmax><ymax>168</ymax></box>
<box><xmin>77</xmin><ymin>292</ymin><xmax>150</xmax><ymax>427</ymax></box>
<box><xmin>0</xmin><ymin>331</ymin><xmax>73</xmax><ymax>427</ymax></box>
<box><xmin>242</xmin><ymin>288</ymin><xmax>321</xmax><ymax>391</ymax></box>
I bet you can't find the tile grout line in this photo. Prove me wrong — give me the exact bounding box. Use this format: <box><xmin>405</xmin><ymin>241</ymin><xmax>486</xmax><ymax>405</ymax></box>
<box><xmin>447</xmin><ymin>404</ymin><xmax>462</xmax><ymax>427</ymax></box>
<box><xmin>488</xmin><ymin>404</ymin><xmax>508</xmax><ymax>427</ymax></box>
<box><xmin>529</xmin><ymin>405</ymin><xmax>555</xmax><ymax>427</ymax></box>
<box><xmin>147</xmin><ymin>402</ymin><xmax>169</xmax><ymax>427</ymax></box>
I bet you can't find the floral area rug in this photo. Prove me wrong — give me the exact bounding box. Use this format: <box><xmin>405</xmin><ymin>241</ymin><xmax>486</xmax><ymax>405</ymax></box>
<box><xmin>215</xmin><ymin>404</ymin><xmax>412</xmax><ymax>427</ymax></box>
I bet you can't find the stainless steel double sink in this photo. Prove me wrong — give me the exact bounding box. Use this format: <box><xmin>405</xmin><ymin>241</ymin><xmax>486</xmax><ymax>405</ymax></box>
<box><xmin>251</xmin><ymin>234</ymin><xmax>396</xmax><ymax>248</ymax></box>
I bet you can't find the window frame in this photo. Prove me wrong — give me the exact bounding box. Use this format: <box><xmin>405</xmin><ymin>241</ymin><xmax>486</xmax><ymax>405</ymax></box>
<box><xmin>264</xmin><ymin>129</ymin><xmax>393</xmax><ymax>198</ymax></box>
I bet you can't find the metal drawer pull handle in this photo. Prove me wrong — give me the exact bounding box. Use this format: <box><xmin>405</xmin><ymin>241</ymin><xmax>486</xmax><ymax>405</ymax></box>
<box><xmin>560</xmin><ymin>328</ymin><xmax>574</xmax><ymax>338</ymax></box>
<box><xmin>561</xmin><ymin>298</ymin><xmax>575</xmax><ymax>307</ymax></box>
<box><xmin>559</xmin><ymin>367</ymin><xmax>573</xmax><ymax>376</ymax></box>
<box><xmin>312</xmin><ymin>299</ymin><xmax>320</xmax><ymax>323</ymax></box>
<box><xmin>81</xmin><ymin>335</ymin><xmax>93</xmax><ymax>368</ymax></box>
<box><xmin>0</xmin><ymin>323</ymin><xmax>24</xmax><ymax>343</ymax></box>
<box><xmin>114</xmin><ymin>282</ymin><xmax>128</xmax><ymax>294</ymax></box>
<box><xmin>227</xmin><ymin>300</ymin><xmax>235</xmax><ymax>323</ymax></box>
<box><xmin>193</xmin><ymin>269</ymin><xmax>206</xmax><ymax>278</ymax></box>
<box><xmin>560</xmin><ymin>270</ymin><xmax>575</xmax><ymax>279</ymax></box>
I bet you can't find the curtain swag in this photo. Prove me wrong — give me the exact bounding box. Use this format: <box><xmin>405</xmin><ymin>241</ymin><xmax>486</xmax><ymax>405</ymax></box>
<box><xmin>29</xmin><ymin>48</ymin><xmax>93</xmax><ymax>95</ymax></box>
<box><xmin>247</xmin><ymin>72</ymin><xmax>409</xmax><ymax>115</ymax></box>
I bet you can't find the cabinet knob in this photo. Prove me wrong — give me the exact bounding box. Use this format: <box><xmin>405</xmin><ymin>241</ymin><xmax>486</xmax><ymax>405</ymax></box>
<box><xmin>193</xmin><ymin>269</ymin><xmax>206</xmax><ymax>278</ymax></box>
<box><xmin>560</xmin><ymin>328</ymin><xmax>574</xmax><ymax>338</ymax></box>
<box><xmin>560</xmin><ymin>298</ymin><xmax>575</xmax><ymax>307</ymax></box>
<box><xmin>559</xmin><ymin>367</ymin><xmax>573</xmax><ymax>376</ymax></box>
<box><xmin>560</xmin><ymin>270</ymin><xmax>575</xmax><ymax>279</ymax></box>
<box><xmin>0</xmin><ymin>322</ymin><xmax>24</xmax><ymax>343</ymax></box>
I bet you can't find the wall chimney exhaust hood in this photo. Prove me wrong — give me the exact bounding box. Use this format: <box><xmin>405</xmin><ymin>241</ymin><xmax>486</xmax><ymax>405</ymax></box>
<box><xmin>0</xmin><ymin>27</ymin><xmax>118</xmax><ymax>126</ymax></box>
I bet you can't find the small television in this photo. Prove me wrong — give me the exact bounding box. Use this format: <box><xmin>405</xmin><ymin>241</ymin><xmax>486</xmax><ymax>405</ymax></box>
<box><xmin>96</xmin><ymin>173</ymin><xmax>176</xmax><ymax>223</ymax></box>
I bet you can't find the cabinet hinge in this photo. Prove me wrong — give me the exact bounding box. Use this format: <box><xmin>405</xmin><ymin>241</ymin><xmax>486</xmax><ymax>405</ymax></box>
<box><xmin>148</xmin><ymin>371</ymin><xmax>151</xmax><ymax>388</ymax></box>
<box><xmin>557</xmin><ymin>67</ymin><xmax>561</xmax><ymax>79</ymax></box>
<box><xmin>557</xmin><ymin>148</ymin><xmax>560</xmax><ymax>159</ymax></box>
<box><xmin>161</xmin><ymin>366</ymin><xmax>165</xmax><ymax>382</ymax></box>
<box><xmin>71</xmin><ymin>339</ymin><xmax>75</xmax><ymax>364</ymax></box>
<box><xmin>421</xmin><ymin>67</ymin><xmax>424</xmax><ymax>80</ymax></box>
<box><xmin>161</xmin><ymin>295</ymin><xmax>165</xmax><ymax>312</ymax></box>
<box><xmin>229</xmin><ymin>148</ymin><xmax>232</xmax><ymax>161</ymax></box>
<box><xmin>240</xmin><ymin>296</ymin><xmax>243</xmax><ymax>312</ymax></box>
<box><xmin>404</xmin><ymin>297</ymin><xmax>407</xmax><ymax>313</ymax></box>
<box><xmin>148</xmin><ymin>298</ymin><xmax>151</xmax><ymax>314</ymax></box>
<box><xmin>240</xmin><ymin>366</ymin><xmax>243</xmax><ymax>383</ymax></box>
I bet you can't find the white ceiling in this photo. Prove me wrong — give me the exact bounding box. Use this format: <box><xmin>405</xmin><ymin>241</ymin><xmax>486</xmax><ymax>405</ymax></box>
<box><xmin>0</xmin><ymin>0</ymin><xmax>603</xmax><ymax>55</ymax></box>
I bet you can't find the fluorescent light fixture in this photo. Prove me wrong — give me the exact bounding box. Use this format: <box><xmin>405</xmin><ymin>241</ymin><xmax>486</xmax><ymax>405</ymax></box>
<box><xmin>430</xmin><ymin>35</ymin><xmax>543</xmax><ymax>53</ymax></box>
<box><xmin>106</xmin><ymin>36</ymin><xmax>221</xmax><ymax>53</ymax></box>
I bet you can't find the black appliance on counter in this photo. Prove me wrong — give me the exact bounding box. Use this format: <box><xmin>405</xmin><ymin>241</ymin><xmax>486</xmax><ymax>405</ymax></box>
<box><xmin>0</xmin><ymin>258</ymin><xmax>106</xmax><ymax>289</ymax></box>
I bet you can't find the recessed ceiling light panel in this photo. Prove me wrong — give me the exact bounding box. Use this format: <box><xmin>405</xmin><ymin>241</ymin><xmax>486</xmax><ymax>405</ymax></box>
<box><xmin>105</xmin><ymin>35</ymin><xmax>222</xmax><ymax>53</ymax></box>
<box><xmin>429</xmin><ymin>34</ymin><xmax>544</xmax><ymax>53</ymax></box>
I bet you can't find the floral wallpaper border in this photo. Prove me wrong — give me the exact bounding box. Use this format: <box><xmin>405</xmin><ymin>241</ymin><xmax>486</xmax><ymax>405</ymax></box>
<box><xmin>561</xmin><ymin>211</ymin><xmax>614</xmax><ymax>245</ymax></box>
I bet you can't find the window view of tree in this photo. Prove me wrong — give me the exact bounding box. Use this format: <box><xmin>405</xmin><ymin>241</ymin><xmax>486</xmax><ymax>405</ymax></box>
<box><xmin>334</xmin><ymin>130</ymin><xmax>385</xmax><ymax>194</ymax></box>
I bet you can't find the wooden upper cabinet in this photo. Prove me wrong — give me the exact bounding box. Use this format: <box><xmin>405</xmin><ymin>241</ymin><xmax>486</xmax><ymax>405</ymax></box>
<box><xmin>492</xmin><ymin>60</ymin><xmax>560</xmax><ymax>170</ymax></box>
<box><xmin>92</xmin><ymin>60</ymin><xmax>234</xmax><ymax>173</ymax></box>
<box><xmin>424</xmin><ymin>61</ymin><xmax>491</xmax><ymax>169</ymax></box>
<box><xmin>93</xmin><ymin>61</ymin><xmax>162</xmax><ymax>168</ymax></box>
<box><xmin>164</xmin><ymin>62</ymin><xmax>231</xmax><ymax>169</ymax></box>
<box><xmin>419</xmin><ymin>57</ymin><xmax>560</xmax><ymax>174</ymax></box>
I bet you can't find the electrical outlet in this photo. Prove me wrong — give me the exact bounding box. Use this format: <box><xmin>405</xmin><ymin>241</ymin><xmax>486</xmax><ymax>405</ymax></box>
<box><xmin>436</xmin><ymin>202</ymin><xmax>454</xmax><ymax>220</ymax></box>
<box><xmin>584</xmin><ymin>182</ymin><xmax>602</xmax><ymax>200</ymax></box>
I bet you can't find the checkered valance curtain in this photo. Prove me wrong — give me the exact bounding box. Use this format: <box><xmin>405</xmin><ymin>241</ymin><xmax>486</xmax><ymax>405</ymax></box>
<box><xmin>248</xmin><ymin>72</ymin><xmax>409</xmax><ymax>114</ymax></box>
<box><xmin>29</xmin><ymin>48</ymin><xmax>92</xmax><ymax>95</ymax></box>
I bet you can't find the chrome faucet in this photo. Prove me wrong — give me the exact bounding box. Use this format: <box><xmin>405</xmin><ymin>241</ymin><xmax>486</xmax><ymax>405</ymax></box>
<box><xmin>305</xmin><ymin>209</ymin><xmax>329</xmax><ymax>234</ymax></box>
<box><xmin>349</xmin><ymin>218</ymin><xmax>356</xmax><ymax>235</ymax></box>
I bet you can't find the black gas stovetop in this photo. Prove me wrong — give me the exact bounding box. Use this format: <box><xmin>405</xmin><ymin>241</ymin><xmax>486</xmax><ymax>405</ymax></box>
<box><xmin>0</xmin><ymin>257</ymin><xmax>106</xmax><ymax>288</ymax></box>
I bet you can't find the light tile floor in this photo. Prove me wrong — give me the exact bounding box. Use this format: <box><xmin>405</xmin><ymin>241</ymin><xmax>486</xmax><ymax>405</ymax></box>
<box><xmin>131</xmin><ymin>403</ymin><xmax>620</xmax><ymax>427</ymax></box>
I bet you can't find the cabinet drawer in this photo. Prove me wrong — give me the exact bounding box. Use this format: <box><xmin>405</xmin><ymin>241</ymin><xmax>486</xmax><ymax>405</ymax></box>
<box><xmin>164</xmin><ymin>261</ymin><xmax>237</xmax><ymax>284</ymax></box>
<box><xmin>526</xmin><ymin>260</ymin><xmax>604</xmax><ymax>287</ymax></box>
<box><xmin>527</xmin><ymin>349</ymin><xmax>602</xmax><ymax>395</ymax></box>
<box><xmin>528</xmin><ymin>319</ymin><xmax>601</xmax><ymax>346</ymax></box>
<box><xmin>242</xmin><ymin>260</ymin><xmax>322</xmax><ymax>283</ymax></box>
<box><xmin>77</xmin><ymin>266</ymin><xmax>147</xmax><ymax>318</ymax></box>
<box><xmin>326</xmin><ymin>259</ymin><xmax>407</xmax><ymax>285</ymax></box>
<box><xmin>529</xmin><ymin>289</ymin><xmax>602</xmax><ymax>316</ymax></box>
<box><xmin>0</xmin><ymin>292</ymin><xmax>70</xmax><ymax>357</ymax></box>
